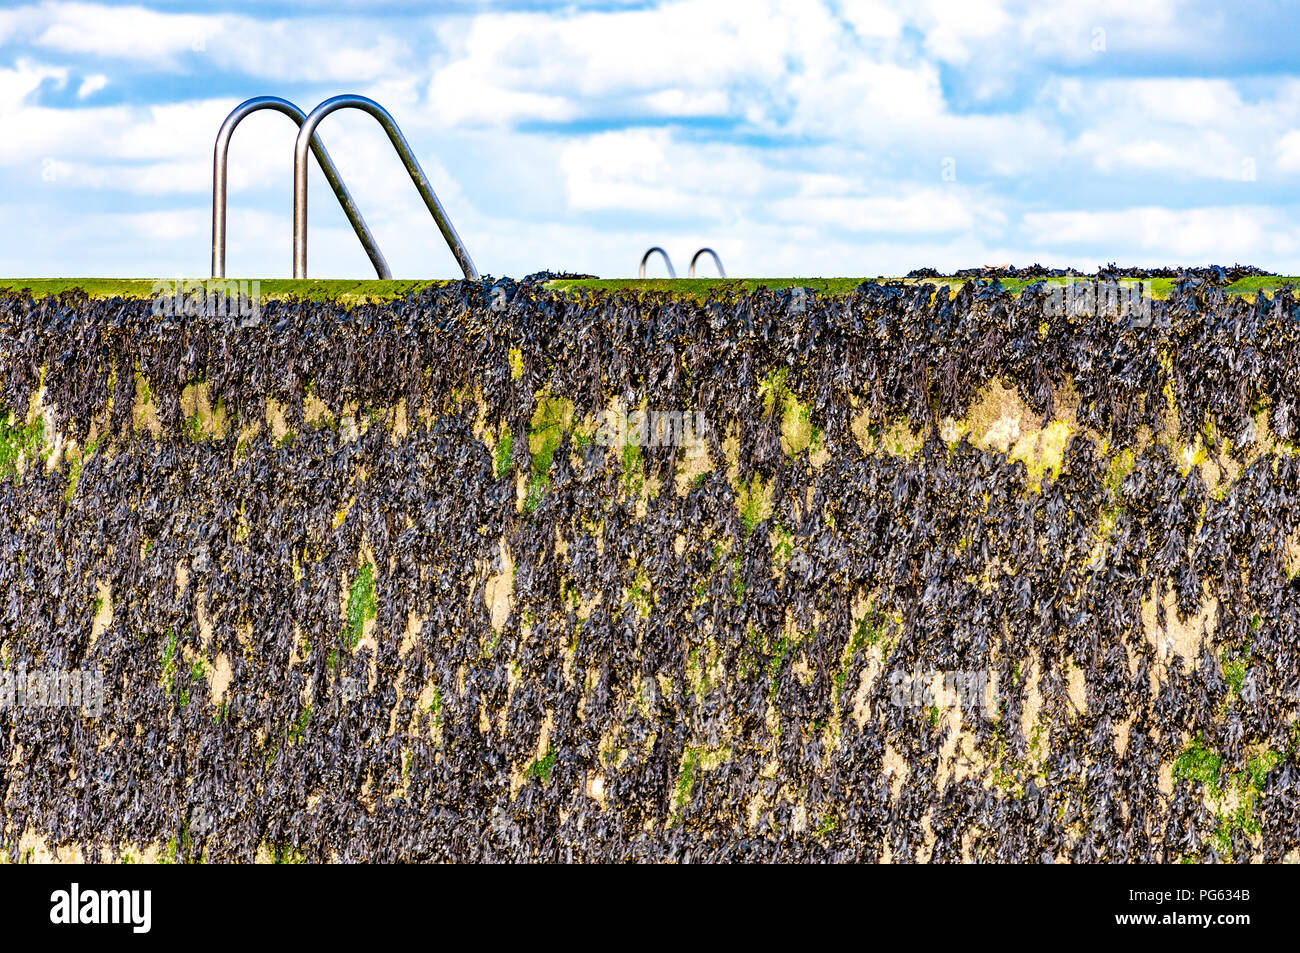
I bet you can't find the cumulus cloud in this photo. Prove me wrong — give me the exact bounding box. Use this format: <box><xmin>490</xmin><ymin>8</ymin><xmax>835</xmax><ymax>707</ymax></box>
<box><xmin>75</xmin><ymin>73</ymin><xmax>107</xmax><ymax>98</ymax></box>
<box><xmin>1022</xmin><ymin>206</ymin><xmax>1300</xmax><ymax>261</ymax></box>
<box><xmin>5</xmin><ymin>0</ymin><xmax>1300</xmax><ymax>278</ymax></box>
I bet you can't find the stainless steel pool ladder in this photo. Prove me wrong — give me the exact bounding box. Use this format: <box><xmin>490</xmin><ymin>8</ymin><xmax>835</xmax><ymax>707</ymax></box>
<box><xmin>638</xmin><ymin>246</ymin><xmax>726</xmax><ymax>278</ymax></box>
<box><xmin>211</xmin><ymin>94</ymin><xmax>478</xmax><ymax>280</ymax></box>
<box><xmin>212</xmin><ymin>96</ymin><xmax>388</xmax><ymax>279</ymax></box>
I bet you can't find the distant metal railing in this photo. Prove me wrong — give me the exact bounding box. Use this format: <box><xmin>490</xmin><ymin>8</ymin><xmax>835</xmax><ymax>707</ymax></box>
<box><xmin>211</xmin><ymin>96</ymin><xmax>389</xmax><ymax>279</ymax></box>
<box><xmin>639</xmin><ymin>246</ymin><xmax>727</xmax><ymax>278</ymax></box>
<box><xmin>689</xmin><ymin>247</ymin><xmax>726</xmax><ymax>278</ymax></box>
<box><xmin>293</xmin><ymin>94</ymin><xmax>478</xmax><ymax>280</ymax></box>
<box><xmin>639</xmin><ymin>246</ymin><xmax>676</xmax><ymax>278</ymax></box>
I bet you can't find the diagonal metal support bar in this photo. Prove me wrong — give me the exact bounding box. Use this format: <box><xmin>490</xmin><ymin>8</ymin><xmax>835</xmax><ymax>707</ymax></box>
<box><xmin>293</xmin><ymin>94</ymin><xmax>478</xmax><ymax>280</ymax></box>
<box><xmin>212</xmin><ymin>96</ymin><xmax>389</xmax><ymax>279</ymax></box>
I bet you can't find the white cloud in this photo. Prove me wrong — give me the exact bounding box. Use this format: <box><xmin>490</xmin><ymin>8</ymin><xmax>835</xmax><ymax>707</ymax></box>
<box><xmin>6</xmin><ymin>0</ymin><xmax>1300</xmax><ymax>279</ymax></box>
<box><xmin>34</xmin><ymin>2</ymin><xmax>216</xmax><ymax>61</ymax></box>
<box><xmin>76</xmin><ymin>73</ymin><xmax>107</xmax><ymax>98</ymax></box>
<box><xmin>428</xmin><ymin>0</ymin><xmax>867</xmax><ymax>127</ymax></box>
<box><xmin>0</xmin><ymin>58</ymin><xmax>66</xmax><ymax>108</ymax></box>
<box><xmin>913</xmin><ymin>0</ymin><xmax>1011</xmax><ymax>66</ymax></box>
<box><xmin>559</xmin><ymin>128</ymin><xmax>769</xmax><ymax>218</ymax></box>
<box><xmin>46</xmin><ymin>158</ymin><xmax>210</xmax><ymax>194</ymax></box>
<box><xmin>1276</xmin><ymin>130</ymin><xmax>1300</xmax><ymax>174</ymax></box>
<box><xmin>1022</xmin><ymin>206</ymin><xmax>1300</xmax><ymax>261</ymax></box>
<box><xmin>770</xmin><ymin>187</ymin><xmax>1006</xmax><ymax>236</ymax></box>
<box><xmin>4</xmin><ymin>1</ymin><xmax>413</xmax><ymax>81</ymax></box>
<box><xmin>1046</xmin><ymin>76</ymin><xmax>1300</xmax><ymax>181</ymax></box>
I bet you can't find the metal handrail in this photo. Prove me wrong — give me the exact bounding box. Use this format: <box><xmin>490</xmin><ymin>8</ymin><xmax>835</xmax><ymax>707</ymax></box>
<box><xmin>688</xmin><ymin>247</ymin><xmax>725</xmax><ymax>278</ymax></box>
<box><xmin>211</xmin><ymin>96</ymin><xmax>389</xmax><ymax>279</ymax></box>
<box><xmin>293</xmin><ymin>94</ymin><xmax>478</xmax><ymax>280</ymax></box>
<box><xmin>639</xmin><ymin>246</ymin><xmax>676</xmax><ymax>278</ymax></box>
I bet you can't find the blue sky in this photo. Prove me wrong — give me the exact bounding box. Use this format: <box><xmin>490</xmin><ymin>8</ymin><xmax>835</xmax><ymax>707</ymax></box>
<box><xmin>3</xmin><ymin>0</ymin><xmax>1300</xmax><ymax>279</ymax></box>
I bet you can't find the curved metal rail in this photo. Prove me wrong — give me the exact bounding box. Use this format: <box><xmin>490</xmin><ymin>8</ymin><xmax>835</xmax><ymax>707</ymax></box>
<box><xmin>639</xmin><ymin>246</ymin><xmax>676</xmax><ymax>279</ymax></box>
<box><xmin>293</xmin><ymin>94</ymin><xmax>478</xmax><ymax>280</ymax></box>
<box><xmin>212</xmin><ymin>96</ymin><xmax>389</xmax><ymax>279</ymax></box>
<box><xmin>688</xmin><ymin>247</ymin><xmax>726</xmax><ymax>278</ymax></box>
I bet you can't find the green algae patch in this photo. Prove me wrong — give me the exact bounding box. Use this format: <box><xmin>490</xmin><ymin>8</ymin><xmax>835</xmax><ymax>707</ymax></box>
<box><xmin>770</xmin><ymin>522</ymin><xmax>794</xmax><ymax>570</ymax></box>
<box><xmin>525</xmin><ymin>395</ymin><xmax>574</xmax><ymax>513</ymax></box>
<box><xmin>675</xmin><ymin>747</ymin><xmax>702</xmax><ymax>811</ymax></box>
<box><xmin>0</xmin><ymin>407</ymin><xmax>44</xmax><ymax>482</ymax></box>
<box><xmin>303</xmin><ymin>390</ymin><xmax>335</xmax><ymax>430</ymax></box>
<box><xmin>672</xmin><ymin>744</ymin><xmax>729</xmax><ymax>815</ymax></box>
<box><xmin>737</xmin><ymin>474</ymin><xmax>773</xmax><ymax>536</ymax></box>
<box><xmin>493</xmin><ymin>428</ymin><xmax>513</xmax><ymax>479</ymax></box>
<box><xmin>627</xmin><ymin>568</ymin><xmax>653</xmax><ymax>618</ymax></box>
<box><xmin>852</xmin><ymin>412</ymin><xmax>924</xmax><ymax>459</ymax></box>
<box><xmin>759</xmin><ymin>368</ymin><xmax>819</xmax><ymax>457</ymax></box>
<box><xmin>179</xmin><ymin>382</ymin><xmax>229</xmax><ymax>441</ymax></box>
<box><xmin>621</xmin><ymin>439</ymin><xmax>645</xmax><ymax>497</ymax></box>
<box><xmin>64</xmin><ymin>435</ymin><xmax>102</xmax><ymax>500</ymax></box>
<box><xmin>1171</xmin><ymin>734</ymin><xmax>1283</xmax><ymax>861</ymax></box>
<box><xmin>345</xmin><ymin>561</ymin><xmax>377</xmax><ymax>649</ymax></box>
<box><xmin>1174</xmin><ymin>735</ymin><xmax>1224</xmax><ymax>794</ymax></box>
<box><xmin>1103</xmin><ymin>448</ymin><xmax>1135</xmax><ymax>497</ymax></box>
<box><xmin>525</xmin><ymin>745</ymin><xmax>557</xmax><ymax>783</ymax></box>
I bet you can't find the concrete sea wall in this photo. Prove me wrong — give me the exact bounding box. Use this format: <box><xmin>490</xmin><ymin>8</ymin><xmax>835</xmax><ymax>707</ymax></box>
<box><xmin>1</xmin><ymin>277</ymin><xmax>1299</xmax><ymax>862</ymax></box>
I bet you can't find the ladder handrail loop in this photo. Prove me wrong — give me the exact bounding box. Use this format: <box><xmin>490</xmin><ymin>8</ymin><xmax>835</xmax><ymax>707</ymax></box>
<box><xmin>293</xmin><ymin>94</ymin><xmax>478</xmax><ymax>280</ymax></box>
<box><xmin>688</xmin><ymin>247</ymin><xmax>725</xmax><ymax>278</ymax></box>
<box><xmin>211</xmin><ymin>95</ymin><xmax>389</xmax><ymax>279</ymax></box>
<box><xmin>639</xmin><ymin>246</ymin><xmax>676</xmax><ymax>278</ymax></box>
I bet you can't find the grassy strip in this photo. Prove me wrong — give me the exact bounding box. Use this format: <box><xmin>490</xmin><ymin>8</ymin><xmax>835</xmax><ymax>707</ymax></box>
<box><xmin>0</xmin><ymin>278</ymin><xmax>450</xmax><ymax>303</ymax></box>
<box><xmin>3</xmin><ymin>275</ymin><xmax>1300</xmax><ymax>303</ymax></box>
<box><xmin>550</xmin><ymin>276</ymin><xmax>1300</xmax><ymax>300</ymax></box>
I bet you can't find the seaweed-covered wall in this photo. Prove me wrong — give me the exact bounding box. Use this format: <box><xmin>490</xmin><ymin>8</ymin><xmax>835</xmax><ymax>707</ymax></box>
<box><xmin>2</xmin><ymin>276</ymin><xmax>1300</xmax><ymax>863</ymax></box>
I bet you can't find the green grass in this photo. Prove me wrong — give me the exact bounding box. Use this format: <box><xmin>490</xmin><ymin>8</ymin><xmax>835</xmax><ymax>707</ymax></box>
<box><xmin>0</xmin><ymin>278</ymin><xmax>450</xmax><ymax>303</ymax></box>
<box><xmin>547</xmin><ymin>275</ymin><xmax>1300</xmax><ymax>300</ymax></box>
<box><xmin>1219</xmin><ymin>276</ymin><xmax>1300</xmax><ymax>297</ymax></box>
<box><xmin>6</xmin><ymin>275</ymin><xmax>1300</xmax><ymax>304</ymax></box>
<box><xmin>551</xmin><ymin>277</ymin><xmax>875</xmax><ymax>299</ymax></box>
